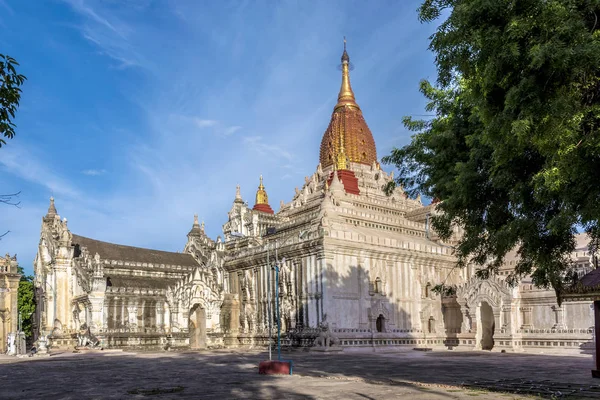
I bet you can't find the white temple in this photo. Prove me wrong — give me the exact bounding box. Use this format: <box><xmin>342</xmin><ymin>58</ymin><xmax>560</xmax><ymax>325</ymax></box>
<box><xmin>33</xmin><ymin>44</ymin><xmax>595</xmax><ymax>353</ymax></box>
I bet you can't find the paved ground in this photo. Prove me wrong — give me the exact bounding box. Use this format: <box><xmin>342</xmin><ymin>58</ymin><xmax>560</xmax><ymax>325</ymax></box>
<box><xmin>0</xmin><ymin>348</ymin><xmax>599</xmax><ymax>399</ymax></box>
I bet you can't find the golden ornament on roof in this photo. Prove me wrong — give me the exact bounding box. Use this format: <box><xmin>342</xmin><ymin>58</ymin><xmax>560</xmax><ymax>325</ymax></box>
<box><xmin>319</xmin><ymin>37</ymin><xmax>378</xmax><ymax>169</ymax></box>
<box><xmin>255</xmin><ymin>175</ymin><xmax>269</xmax><ymax>205</ymax></box>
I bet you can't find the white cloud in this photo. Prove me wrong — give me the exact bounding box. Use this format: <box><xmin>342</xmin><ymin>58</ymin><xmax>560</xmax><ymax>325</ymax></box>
<box><xmin>194</xmin><ymin>119</ymin><xmax>218</xmax><ymax>128</ymax></box>
<box><xmin>81</xmin><ymin>169</ymin><xmax>107</xmax><ymax>176</ymax></box>
<box><xmin>223</xmin><ymin>126</ymin><xmax>242</xmax><ymax>136</ymax></box>
<box><xmin>242</xmin><ymin>136</ymin><xmax>293</xmax><ymax>162</ymax></box>
<box><xmin>62</xmin><ymin>0</ymin><xmax>151</xmax><ymax>70</ymax></box>
<box><xmin>0</xmin><ymin>144</ymin><xmax>81</xmax><ymax>199</ymax></box>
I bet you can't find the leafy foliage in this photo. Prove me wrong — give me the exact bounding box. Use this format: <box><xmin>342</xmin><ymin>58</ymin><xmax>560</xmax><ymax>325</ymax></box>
<box><xmin>16</xmin><ymin>266</ymin><xmax>36</xmax><ymax>337</ymax></box>
<box><xmin>0</xmin><ymin>54</ymin><xmax>27</xmax><ymax>147</ymax></box>
<box><xmin>383</xmin><ymin>0</ymin><xmax>600</xmax><ymax>302</ymax></box>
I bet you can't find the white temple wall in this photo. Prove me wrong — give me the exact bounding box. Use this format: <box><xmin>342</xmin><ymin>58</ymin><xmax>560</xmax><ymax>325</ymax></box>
<box><xmin>562</xmin><ymin>301</ymin><xmax>594</xmax><ymax>329</ymax></box>
<box><xmin>531</xmin><ymin>303</ymin><xmax>559</xmax><ymax>329</ymax></box>
<box><xmin>323</xmin><ymin>250</ymin><xmax>365</xmax><ymax>329</ymax></box>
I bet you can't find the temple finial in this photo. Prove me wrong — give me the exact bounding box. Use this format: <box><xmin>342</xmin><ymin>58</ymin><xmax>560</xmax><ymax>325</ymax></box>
<box><xmin>234</xmin><ymin>184</ymin><xmax>244</xmax><ymax>203</ymax></box>
<box><xmin>253</xmin><ymin>175</ymin><xmax>274</xmax><ymax>214</ymax></box>
<box><xmin>255</xmin><ymin>175</ymin><xmax>268</xmax><ymax>205</ymax></box>
<box><xmin>336</xmin><ymin>37</ymin><xmax>355</xmax><ymax>109</ymax></box>
<box><xmin>47</xmin><ymin>196</ymin><xmax>57</xmax><ymax>217</ymax></box>
<box><xmin>188</xmin><ymin>213</ymin><xmax>202</xmax><ymax>237</ymax></box>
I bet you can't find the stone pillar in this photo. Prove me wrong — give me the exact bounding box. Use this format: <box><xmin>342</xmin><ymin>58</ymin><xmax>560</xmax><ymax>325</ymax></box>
<box><xmin>156</xmin><ymin>301</ymin><xmax>164</xmax><ymax>331</ymax></box>
<box><xmin>460</xmin><ymin>305</ymin><xmax>471</xmax><ymax>333</ymax></box>
<box><xmin>121</xmin><ymin>298</ymin><xmax>126</xmax><ymax>328</ymax></box>
<box><xmin>88</xmin><ymin>297</ymin><xmax>104</xmax><ymax>334</ymax></box>
<box><xmin>493</xmin><ymin>311</ymin><xmax>501</xmax><ymax>335</ymax></box>
<box><xmin>127</xmin><ymin>301</ymin><xmax>138</xmax><ymax>331</ymax></box>
<box><xmin>520</xmin><ymin>307</ymin><xmax>533</xmax><ymax>330</ymax></box>
<box><xmin>296</xmin><ymin>257</ymin><xmax>305</xmax><ymax>329</ymax></box>
<box><xmin>552</xmin><ymin>305</ymin><xmax>566</xmax><ymax>330</ymax></box>
<box><xmin>53</xmin><ymin>265</ymin><xmax>70</xmax><ymax>332</ymax></box>
<box><xmin>501</xmin><ymin>305</ymin><xmax>512</xmax><ymax>332</ymax></box>
<box><xmin>221</xmin><ymin>293</ymin><xmax>240</xmax><ymax>347</ymax></box>
<box><xmin>469</xmin><ymin>312</ymin><xmax>478</xmax><ymax>334</ymax></box>
<box><xmin>164</xmin><ymin>303</ymin><xmax>171</xmax><ymax>333</ymax></box>
<box><xmin>592</xmin><ymin>300</ymin><xmax>600</xmax><ymax>378</ymax></box>
<box><xmin>170</xmin><ymin>305</ymin><xmax>180</xmax><ymax>332</ymax></box>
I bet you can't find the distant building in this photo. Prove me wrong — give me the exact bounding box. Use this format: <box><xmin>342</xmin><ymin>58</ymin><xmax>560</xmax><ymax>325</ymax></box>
<box><xmin>1</xmin><ymin>254</ymin><xmax>21</xmax><ymax>353</ymax></box>
<box><xmin>33</xmin><ymin>43</ymin><xmax>594</xmax><ymax>352</ymax></box>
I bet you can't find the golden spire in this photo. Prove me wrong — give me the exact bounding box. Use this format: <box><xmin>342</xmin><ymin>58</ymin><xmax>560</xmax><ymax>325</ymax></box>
<box><xmin>335</xmin><ymin>37</ymin><xmax>358</xmax><ymax>111</ymax></box>
<box><xmin>318</xmin><ymin>39</ymin><xmax>378</xmax><ymax>169</ymax></box>
<box><xmin>255</xmin><ymin>175</ymin><xmax>269</xmax><ymax>205</ymax></box>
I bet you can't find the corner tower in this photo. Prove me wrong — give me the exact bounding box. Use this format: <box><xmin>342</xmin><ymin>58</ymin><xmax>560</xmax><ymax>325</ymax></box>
<box><xmin>319</xmin><ymin>38</ymin><xmax>378</xmax><ymax>169</ymax></box>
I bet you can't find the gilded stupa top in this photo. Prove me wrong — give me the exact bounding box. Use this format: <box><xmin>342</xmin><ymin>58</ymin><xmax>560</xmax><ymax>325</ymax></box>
<box><xmin>319</xmin><ymin>38</ymin><xmax>378</xmax><ymax>169</ymax></box>
<box><xmin>255</xmin><ymin>175</ymin><xmax>268</xmax><ymax>205</ymax></box>
<box><xmin>252</xmin><ymin>175</ymin><xmax>274</xmax><ymax>214</ymax></box>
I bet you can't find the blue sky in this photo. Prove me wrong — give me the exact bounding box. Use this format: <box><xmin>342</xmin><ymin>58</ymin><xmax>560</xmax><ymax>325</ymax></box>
<box><xmin>0</xmin><ymin>0</ymin><xmax>439</xmax><ymax>275</ymax></box>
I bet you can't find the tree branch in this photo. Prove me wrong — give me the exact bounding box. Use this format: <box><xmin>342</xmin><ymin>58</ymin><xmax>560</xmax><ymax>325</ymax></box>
<box><xmin>0</xmin><ymin>191</ymin><xmax>21</xmax><ymax>208</ymax></box>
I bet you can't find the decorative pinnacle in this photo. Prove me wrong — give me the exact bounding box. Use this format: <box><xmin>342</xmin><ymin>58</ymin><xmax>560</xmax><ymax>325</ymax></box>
<box><xmin>234</xmin><ymin>184</ymin><xmax>244</xmax><ymax>203</ymax></box>
<box><xmin>255</xmin><ymin>175</ymin><xmax>269</xmax><ymax>205</ymax></box>
<box><xmin>341</xmin><ymin>36</ymin><xmax>349</xmax><ymax>63</ymax></box>
<box><xmin>335</xmin><ymin>37</ymin><xmax>357</xmax><ymax>110</ymax></box>
<box><xmin>47</xmin><ymin>196</ymin><xmax>57</xmax><ymax>216</ymax></box>
<box><xmin>189</xmin><ymin>214</ymin><xmax>202</xmax><ymax>236</ymax></box>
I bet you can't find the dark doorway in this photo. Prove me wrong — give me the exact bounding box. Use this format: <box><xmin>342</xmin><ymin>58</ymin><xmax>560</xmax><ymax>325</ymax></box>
<box><xmin>376</xmin><ymin>314</ymin><xmax>385</xmax><ymax>333</ymax></box>
<box><xmin>480</xmin><ymin>301</ymin><xmax>495</xmax><ymax>350</ymax></box>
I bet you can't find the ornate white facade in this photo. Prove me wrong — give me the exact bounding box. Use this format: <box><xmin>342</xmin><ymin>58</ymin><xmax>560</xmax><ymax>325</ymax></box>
<box><xmin>1</xmin><ymin>254</ymin><xmax>21</xmax><ymax>353</ymax></box>
<box><xmin>33</xmin><ymin>46</ymin><xmax>594</xmax><ymax>352</ymax></box>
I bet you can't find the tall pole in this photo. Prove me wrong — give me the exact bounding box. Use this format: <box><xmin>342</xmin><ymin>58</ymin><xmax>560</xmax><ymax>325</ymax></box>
<box><xmin>275</xmin><ymin>264</ymin><xmax>281</xmax><ymax>361</ymax></box>
<box><xmin>267</xmin><ymin>242</ymin><xmax>272</xmax><ymax>361</ymax></box>
<box><xmin>275</xmin><ymin>240</ymin><xmax>281</xmax><ymax>360</ymax></box>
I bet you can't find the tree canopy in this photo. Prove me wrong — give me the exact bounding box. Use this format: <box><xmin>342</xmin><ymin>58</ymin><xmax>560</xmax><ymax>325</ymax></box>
<box><xmin>16</xmin><ymin>266</ymin><xmax>36</xmax><ymax>338</ymax></box>
<box><xmin>383</xmin><ymin>0</ymin><xmax>600</xmax><ymax>301</ymax></box>
<box><xmin>1</xmin><ymin>54</ymin><xmax>26</xmax><ymax>148</ymax></box>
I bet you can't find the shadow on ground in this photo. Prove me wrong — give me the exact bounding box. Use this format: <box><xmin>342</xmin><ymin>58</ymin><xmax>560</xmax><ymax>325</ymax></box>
<box><xmin>0</xmin><ymin>349</ymin><xmax>598</xmax><ymax>399</ymax></box>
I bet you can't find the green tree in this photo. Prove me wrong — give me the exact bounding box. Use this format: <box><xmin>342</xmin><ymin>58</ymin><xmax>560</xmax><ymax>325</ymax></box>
<box><xmin>0</xmin><ymin>54</ymin><xmax>25</xmax><ymax>240</ymax></box>
<box><xmin>1</xmin><ymin>54</ymin><xmax>26</xmax><ymax>147</ymax></box>
<box><xmin>383</xmin><ymin>0</ymin><xmax>600</xmax><ymax>302</ymax></box>
<box><xmin>16</xmin><ymin>266</ymin><xmax>35</xmax><ymax>337</ymax></box>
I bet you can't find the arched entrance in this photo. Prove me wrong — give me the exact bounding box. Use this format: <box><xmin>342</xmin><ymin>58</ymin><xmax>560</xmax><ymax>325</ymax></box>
<box><xmin>376</xmin><ymin>314</ymin><xmax>385</xmax><ymax>332</ymax></box>
<box><xmin>479</xmin><ymin>301</ymin><xmax>495</xmax><ymax>350</ymax></box>
<box><xmin>189</xmin><ymin>304</ymin><xmax>207</xmax><ymax>349</ymax></box>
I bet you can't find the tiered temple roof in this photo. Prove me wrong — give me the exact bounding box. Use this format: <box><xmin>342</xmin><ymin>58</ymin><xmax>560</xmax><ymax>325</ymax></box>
<box><xmin>71</xmin><ymin>234</ymin><xmax>198</xmax><ymax>267</ymax></box>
